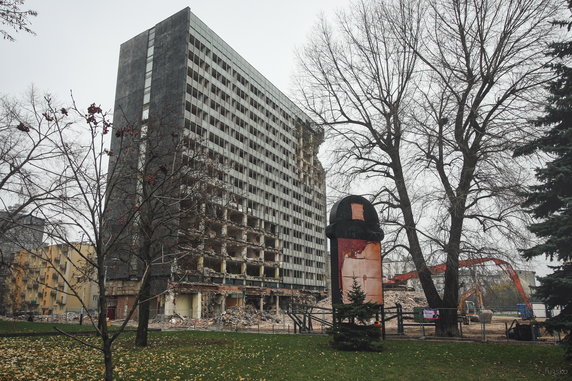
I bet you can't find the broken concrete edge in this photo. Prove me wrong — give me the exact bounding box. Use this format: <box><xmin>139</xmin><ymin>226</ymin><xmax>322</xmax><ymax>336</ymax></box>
<box><xmin>106</xmin><ymin>279</ymin><xmax>326</xmax><ymax>321</ymax></box>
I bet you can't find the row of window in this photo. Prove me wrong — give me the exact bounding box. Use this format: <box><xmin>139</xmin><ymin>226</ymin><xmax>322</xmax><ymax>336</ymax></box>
<box><xmin>186</xmin><ymin>99</ymin><xmax>296</xmax><ymax>173</ymax></box>
<box><xmin>189</xmin><ymin>33</ymin><xmax>306</xmax><ymax>136</ymax></box>
<box><xmin>280</xmin><ymin>257</ymin><xmax>326</xmax><ymax>268</ymax></box>
<box><xmin>281</xmin><ymin>269</ymin><xmax>325</xmax><ymax>281</ymax></box>
<box><xmin>185</xmin><ymin>32</ymin><xmax>326</xmax><ymax>242</ymax></box>
<box><xmin>283</xmin><ymin>241</ymin><xmax>326</xmax><ymax>254</ymax></box>
<box><xmin>186</xmin><ymin>80</ymin><xmax>297</xmax><ymax>164</ymax></box>
<box><xmin>187</xmin><ymin>42</ymin><xmax>304</xmax><ymax>151</ymax></box>
<box><xmin>183</xmin><ymin>136</ymin><xmax>325</xmax><ymax>219</ymax></box>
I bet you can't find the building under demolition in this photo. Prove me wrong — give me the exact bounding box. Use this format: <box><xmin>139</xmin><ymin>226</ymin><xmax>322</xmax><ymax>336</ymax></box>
<box><xmin>104</xmin><ymin>8</ymin><xmax>328</xmax><ymax>320</ymax></box>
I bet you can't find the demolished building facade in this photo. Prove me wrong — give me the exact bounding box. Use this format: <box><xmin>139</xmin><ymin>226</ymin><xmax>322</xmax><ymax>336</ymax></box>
<box><xmin>104</xmin><ymin>8</ymin><xmax>328</xmax><ymax>320</ymax></box>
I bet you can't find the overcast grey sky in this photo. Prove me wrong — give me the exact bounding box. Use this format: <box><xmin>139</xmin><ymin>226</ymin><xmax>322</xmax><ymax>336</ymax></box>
<box><xmin>1</xmin><ymin>0</ymin><xmax>557</xmax><ymax>278</ymax></box>
<box><xmin>1</xmin><ymin>0</ymin><xmax>349</xmax><ymax>109</ymax></box>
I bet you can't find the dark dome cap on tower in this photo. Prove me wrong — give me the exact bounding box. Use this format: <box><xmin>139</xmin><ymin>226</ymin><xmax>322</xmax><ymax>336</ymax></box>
<box><xmin>326</xmin><ymin>195</ymin><xmax>383</xmax><ymax>241</ymax></box>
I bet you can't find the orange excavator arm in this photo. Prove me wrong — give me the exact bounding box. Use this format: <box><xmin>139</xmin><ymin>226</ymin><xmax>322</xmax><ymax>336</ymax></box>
<box><xmin>385</xmin><ymin>257</ymin><xmax>533</xmax><ymax>310</ymax></box>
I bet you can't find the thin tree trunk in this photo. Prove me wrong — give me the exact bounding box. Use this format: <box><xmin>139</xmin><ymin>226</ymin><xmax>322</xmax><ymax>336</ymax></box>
<box><xmin>135</xmin><ymin>271</ymin><xmax>151</xmax><ymax>347</ymax></box>
<box><xmin>97</xmin><ymin>256</ymin><xmax>114</xmax><ymax>380</ymax></box>
<box><xmin>103</xmin><ymin>338</ymin><xmax>113</xmax><ymax>381</ymax></box>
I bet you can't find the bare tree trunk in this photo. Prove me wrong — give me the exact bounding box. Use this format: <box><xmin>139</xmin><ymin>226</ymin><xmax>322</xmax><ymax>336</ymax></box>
<box><xmin>391</xmin><ymin>151</ymin><xmax>442</xmax><ymax>307</ymax></box>
<box><xmin>438</xmin><ymin>220</ymin><xmax>461</xmax><ymax>336</ymax></box>
<box><xmin>97</xmin><ymin>255</ymin><xmax>114</xmax><ymax>380</ymax></box>
<box><xmin>135</xmin><ymin>266</ymin><xmax>151</xmax><ymax>347</ymax></box>
<box><xmin>436</xmin><ymin>149</ymin><xmax>478</xmax><ymax>335</ymax></box>
<box><xmin>102</xmin><ymin>337</ymin><xmax>113</xmax><ymax>381</ymax></box>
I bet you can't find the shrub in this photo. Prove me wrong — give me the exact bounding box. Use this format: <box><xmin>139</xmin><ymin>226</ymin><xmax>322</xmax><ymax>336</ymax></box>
<box><xmin>328</xmin><ymin>278</ymin><xmax>383</xmax><ymax>352</ymax></box>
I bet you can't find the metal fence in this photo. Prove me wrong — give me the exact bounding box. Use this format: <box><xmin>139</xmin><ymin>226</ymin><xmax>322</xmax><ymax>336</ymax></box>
<box><xmin>7</xmin><ymin>303</ymin><xmax>562</xmax><ymax>344</ymax></box>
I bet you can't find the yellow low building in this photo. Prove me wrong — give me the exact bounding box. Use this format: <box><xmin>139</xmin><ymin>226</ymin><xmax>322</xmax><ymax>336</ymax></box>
<box><xmin>6</xmin><ymin>243</ymin><xmax>99</xmax><ymax>316</ymax></box>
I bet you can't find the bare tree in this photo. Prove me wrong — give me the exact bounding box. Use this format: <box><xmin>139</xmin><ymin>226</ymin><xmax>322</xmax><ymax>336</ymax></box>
<box><xmin>0</xmin><ymin>90</ymin><xmax>69</xmax><ymax>233</ymax></box>
<box><xmin>105</xmin><ymin>108</ymin><xmax>228</xmax><ymax>347</ymax></box>
<box><xmin>0</xmin><ymin>0</ymin><xmax>36</xmax><ymax>41</ymax></box>
<box><xmin>30</xmin><ymin>98</ymin><xmax>138</xmax><ymax>381</ymax></box>
<box><xmin>0</xmin><ymin>90</ymin><xmax>70</xmax><ymax>311</ymax></box>
<box><xmin>3</xmin><ymin>94</ymin><xmax>151</xmax><ymax>380</ymax></box>
<box><xmin>296</xmin><ymin>0</ymin><xmax>562</xmax><ymax>335</ymax></box>
<box><xmin>0</xmin><ymin>89</ymin><xmax>227</xmax><ymax>375</ymax></box>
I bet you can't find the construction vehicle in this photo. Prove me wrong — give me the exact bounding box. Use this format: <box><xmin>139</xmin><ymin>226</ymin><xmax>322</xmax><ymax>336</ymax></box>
<box><xmin>384</xmin><ymin>257</ymin><xmax>533</xmax><ymax>317</ymax></box>
<box><xmin>506</xmin><ymin>319</ymin><xmax>541</xmax><ymax>341</ymax></box>
<box><xmin>458</xmin><ymin>285</ymin><xmax>483</xmax><ymax>321</ymax></box>
<box><xmin>457</xmin><ymin>285</ymin><xmax>494</xmax><ymax>324</ymax></box>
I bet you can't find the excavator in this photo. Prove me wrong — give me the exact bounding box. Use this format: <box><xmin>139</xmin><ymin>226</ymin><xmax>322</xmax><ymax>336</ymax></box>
<box><xmin>384</xmin><ymin>257</ymin><xmax>533</xmax><ymax>318</ymax></box>
<box><xmin>457</xmin><ymin>285</ymin><xmax>486</xmax><ymax>324</ymax></box>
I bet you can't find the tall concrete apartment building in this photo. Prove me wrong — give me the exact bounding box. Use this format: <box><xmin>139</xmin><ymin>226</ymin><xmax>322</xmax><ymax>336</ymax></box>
<box><xmin>105</xmin><ymin>8</ymin><xmax>327</xmax><ymax>319</ymax></box>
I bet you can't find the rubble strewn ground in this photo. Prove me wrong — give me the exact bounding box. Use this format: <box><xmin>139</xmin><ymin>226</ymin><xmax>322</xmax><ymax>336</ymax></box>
<box><xmin>5</xmin><ymin>289</ymin><xmax>552</xmax><ymax>342</ymax></box>
<box><xmin>217</xmin><ymin>306</ymin><xmax>281</xmax><ymax>326</ymax></box>
<box><xmin>148</xmin><ymin>290</ymin><xmax>427</xmax><ymax>331</ymax></box>
<box><xmin>315</xmin><ymin>290</ymin><xmax>427</xmax><ymax>311</ymax></box>
<box><xmin>383</xmin><ymin>289</ymin><xmax>427</xmax><ymax>310</ymax></box>
<box><xmin>147</xmin><ymin>306</ymin><xmax>286</xmax><ymax>331</ymax></box>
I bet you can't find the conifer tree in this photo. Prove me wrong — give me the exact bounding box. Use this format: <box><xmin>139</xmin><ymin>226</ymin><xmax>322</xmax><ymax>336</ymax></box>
<box><xmin>329</xmin><ymin>278</ymin><xmax>383</xmax><ymax>351</ymax></box>
<box><xmin>514</xmin><ymin>3</ymin><xmax>572</xmax><ymax>358</ymax></box>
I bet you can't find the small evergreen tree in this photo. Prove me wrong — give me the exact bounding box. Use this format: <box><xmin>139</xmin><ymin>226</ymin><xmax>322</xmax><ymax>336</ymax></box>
<box><xmin>513</xmin><ymin>3</ymin><xmax>572</xmax><ymax>359</ymax></box>
<box><xmin>328</xmin><ymin>278</ymin><xmax>383</xmax><ymax>351</ymax></box>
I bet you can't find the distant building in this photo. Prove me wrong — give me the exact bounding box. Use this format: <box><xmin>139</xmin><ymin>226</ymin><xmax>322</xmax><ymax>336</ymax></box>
<box><xmin>104</xmin><ymin>8</ymin><xmax>327</xmax><ymax>320</ymax></box>
<box><xmin>382</xmin><ymin>258</ymin><xmax>415</xmax><ymax>283</ymax></box>
<box><xmin>0</xmin><ymin>210</ymin><xmax>45</xmax><ymax>314</ymax></box>
<box><xmin>5</xmin><ymin>244</ymin><xmax>98</xmax><ymax>315</ymax></box>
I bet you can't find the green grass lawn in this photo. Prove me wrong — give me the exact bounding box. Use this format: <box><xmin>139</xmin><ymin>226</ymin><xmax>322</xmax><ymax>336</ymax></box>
<box><xmin>0</xmin><ymin>330</ymin><xmax>569</xmax><ymax>380</ymax></box>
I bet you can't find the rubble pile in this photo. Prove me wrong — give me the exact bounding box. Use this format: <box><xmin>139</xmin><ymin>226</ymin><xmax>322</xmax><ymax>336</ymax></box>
<box><xmin>292</xmin><ymin>294</ymin><xmax>317</xmax><ymax>306</ymax></box>
<box><xmin>148</xmin><ymin>314</ymin><xmax>210</xmax><ymax>329</ymax></box>
<box><xmin>151</xmin><ymin>312</ymin><xmax>188</xmax><ymax>325</ymax></box>
<box><xmin>311</xmin><ymin>291</ymin><xmax>427</xmax><ymax>311</ymax></box>
<box><xmin>384</xmin><ymin>289</ymin><xmax>427</xmax><ymax>310</ymax></box>
<box><xmin>217</xmin><ymin>306</ymin><xmax>280</xmax><ymax>327</ymax></box>
<box><xmin>316</xmin><ymin>296</ymin><xmax>332</xmax><ymax>309</ymax></box>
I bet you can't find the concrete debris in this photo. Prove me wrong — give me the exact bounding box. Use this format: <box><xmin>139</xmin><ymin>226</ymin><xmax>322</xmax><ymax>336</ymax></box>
<box><xmin>149</xmin><ymin>314</ymin><xmax>209</xmax><ymax>329</ymax></box>
<box><xmin>151</xmin><ymin>312</ymin><xmax>190</xmax><ymax>325</ymax></box>
<box><xmin>292</xmin><ymin>294</ymin><xmax>317</xmax><ymax>306</ymax></box>
<box><xmin>218</xmin><ymin>306</ymin><xmax>280</xmax><ymax>326</ymax></box>
<box><xmin>383</xmin><ymin>290</ymin><xmax>427</xmax><ymax>310</ymax></box>
<box><xmin>147</xmin><ymin>306</ymin><xmax>283</xmax><ymax>329</ymax></box>
<box><xmin>312</xmin><ymin>290</ymin><xmax>427</xmax><ymax>311</ymax></box>
<box><xmin>316</xmin><ymin>296</ymin><xmax>332</xmax><ymax>309</ymax></box>
<box><xmin>202</xmin><ymin>267</ymin><xmax>217</xmax><ymax>275</ymax></box>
